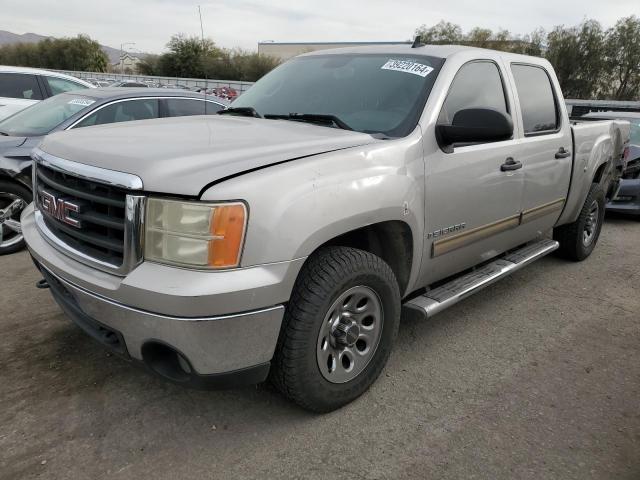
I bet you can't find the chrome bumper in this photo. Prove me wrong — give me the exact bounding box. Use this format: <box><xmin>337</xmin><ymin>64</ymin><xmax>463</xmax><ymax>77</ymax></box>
<box><xmin>40</xmin><ymin>265</ymin><xmax>284</xmax><ymax>376</ymax></box>
<box><xmin>21</xmin><ymin>203</ymin><xmax>301</xmax><ymax>380</ymax></box>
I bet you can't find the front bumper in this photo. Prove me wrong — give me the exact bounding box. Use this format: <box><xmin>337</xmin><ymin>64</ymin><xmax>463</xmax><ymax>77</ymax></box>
<box><xmin>22</xmin><ymin>203</ymin><xmax>305</xmax><ymax>386</ymax></box>
<box><xmin>606</xmin><ymin>178</ymin><xmax>640</xmax><ymax>216</ymax></box>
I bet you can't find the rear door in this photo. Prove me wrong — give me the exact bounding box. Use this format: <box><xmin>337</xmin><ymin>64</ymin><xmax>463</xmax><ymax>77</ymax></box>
<box><xmin>421</xmin><ymin>60</ymin><xmax>525</xmax><ymax>284</ymax></box>
<box><xmin>507</xmin><ymin>63</ymin><xmax>572</xmax><ymax>235</ymax></box>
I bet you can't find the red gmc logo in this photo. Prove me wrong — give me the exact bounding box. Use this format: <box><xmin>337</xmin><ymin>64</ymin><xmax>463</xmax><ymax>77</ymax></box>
<box><xmin>40</xmin><ymin>191</ymin><xmax>82</xmax><ymax>228</ymax></box>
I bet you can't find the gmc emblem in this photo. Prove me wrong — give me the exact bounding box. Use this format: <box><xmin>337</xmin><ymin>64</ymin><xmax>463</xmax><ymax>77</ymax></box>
<box><xmin>40</xmin><ymin>190</ymin><xmax>82</xmax><ymax>228</ymax></box>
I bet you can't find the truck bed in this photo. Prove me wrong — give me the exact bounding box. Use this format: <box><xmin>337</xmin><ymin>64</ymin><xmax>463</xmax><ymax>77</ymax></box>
<box><xmin>557</xmin><ymin>119</ymin><xmax>630</xmax><ymax>225</ymax></box>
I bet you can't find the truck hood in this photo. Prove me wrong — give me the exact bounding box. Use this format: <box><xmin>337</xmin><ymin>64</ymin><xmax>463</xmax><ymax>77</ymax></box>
<box><xmin>39</xmin><ymin>116</ymin><xmax>380</xmax><ymax>196</ymax></box>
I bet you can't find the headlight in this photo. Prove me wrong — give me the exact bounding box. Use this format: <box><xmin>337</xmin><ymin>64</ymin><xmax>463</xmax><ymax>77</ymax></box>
<box><xmin>144</xmin><ymin>197</ymin><xmax>247</xmax><ymax>269</ymax></box>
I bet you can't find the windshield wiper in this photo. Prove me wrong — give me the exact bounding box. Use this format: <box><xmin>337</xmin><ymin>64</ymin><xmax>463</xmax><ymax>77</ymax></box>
<box><xmin>217</xmin><ymin>107</ymin><xmax>262</xmax><ymax>118</ymax></box>
<box><xmin>264</xmin><ymin>113</ymin><xmax>353</xmax><ymax>131</ymax></box>
<box><xmin>0</xmin><ymin>131</ymin><xmax>8</xmax><ymax>136</ymax></box>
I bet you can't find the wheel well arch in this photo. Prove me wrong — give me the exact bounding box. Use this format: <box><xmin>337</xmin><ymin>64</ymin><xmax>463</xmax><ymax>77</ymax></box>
<box><xmin>592</xmin><ymin>161</ymin><xmax>608</xmax><ymax>184</ymax></box>
<box><xmin>311</xmin><ymin>220</ymin><xmax>414</xmax><ymax>296</ymax></box>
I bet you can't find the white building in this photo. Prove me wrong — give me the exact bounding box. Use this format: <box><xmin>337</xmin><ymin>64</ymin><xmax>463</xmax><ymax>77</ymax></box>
<box><xmin>113</xmin><ymin>52</ymin><xmax>142</xmax><ymax>74</ymax></box>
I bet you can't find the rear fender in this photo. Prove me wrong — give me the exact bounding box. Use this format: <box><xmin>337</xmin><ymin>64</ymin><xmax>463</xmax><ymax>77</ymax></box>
<box><xmin>556</xmin><ymin>126</ymin><xmax>615</xmax><ymax>225</ymax></box>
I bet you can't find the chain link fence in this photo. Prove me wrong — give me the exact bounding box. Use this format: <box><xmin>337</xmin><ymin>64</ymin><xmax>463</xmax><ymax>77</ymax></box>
<box><xmin>51</xmin><ymin>69</ymin><xmax>255</xmax><ymax>94</ymax></box>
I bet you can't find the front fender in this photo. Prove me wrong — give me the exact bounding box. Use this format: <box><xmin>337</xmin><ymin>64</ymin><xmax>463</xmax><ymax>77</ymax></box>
<box><xmin>202</xmin><ymin>131</ymin><xmax>425</xmax><ymax>293</ymax></box>
<box><xmin>0</xmin><ymin>156</ymin><xmax>32</xmax><ymax>190</ymax></box>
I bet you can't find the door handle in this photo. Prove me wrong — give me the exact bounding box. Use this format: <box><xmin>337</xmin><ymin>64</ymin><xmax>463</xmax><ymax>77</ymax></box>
<box><xmin>555</xmin><ymin>147</ymin><xmax>571</xmax><ymax>159</ymax></box>
<box><xmin>501</xmin><ymin>157</ymin><xmax>522</xmax><ymax>171</ymax></box>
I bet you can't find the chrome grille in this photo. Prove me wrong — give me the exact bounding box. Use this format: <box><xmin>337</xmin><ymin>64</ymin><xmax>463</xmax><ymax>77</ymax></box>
<box><xmin>32</xmin><ymin>148</ymin><xmax>145</xmax><ymax>275</ymax></box>
<box><xmin>36</xmin><ymin>164</ymin><xmax>127</xmax><ymax>265</ymax></box>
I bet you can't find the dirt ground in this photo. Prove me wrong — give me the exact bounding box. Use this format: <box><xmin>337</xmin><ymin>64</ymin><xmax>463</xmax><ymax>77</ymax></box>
<box><xmin>1</xmin><ymin>215</ymin><xmax>639</xmax><ymax>479</ymax></box>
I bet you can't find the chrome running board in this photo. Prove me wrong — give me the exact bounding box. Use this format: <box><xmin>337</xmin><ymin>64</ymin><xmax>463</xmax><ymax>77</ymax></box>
<box><xmin>405</xmin><ymin>238</ymin><xmax>559</xmax><ymax>319</ymax></box>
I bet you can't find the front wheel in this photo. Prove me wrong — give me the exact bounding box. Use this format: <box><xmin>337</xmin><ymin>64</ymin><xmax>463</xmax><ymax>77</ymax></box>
<box><xmin>553</xmin><ymin>183</ymin><xmax>605</xmax><ymax>261</ymax></box>
<box><xmin>271</xmin><ymin>247</ymin><xmax>400</xmax><ymax>412</ymax></box>
<box><xmin>0</xmin><ymin>180</ymin><xmax>32</xmax><ymax>255</ymax></box>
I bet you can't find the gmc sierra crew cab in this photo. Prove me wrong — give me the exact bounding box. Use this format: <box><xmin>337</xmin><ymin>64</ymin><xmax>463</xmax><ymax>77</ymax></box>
<box><xmin>21</xmin><ymin>44</ymin><xmax>629</xmax><ymax>412</ymax></box>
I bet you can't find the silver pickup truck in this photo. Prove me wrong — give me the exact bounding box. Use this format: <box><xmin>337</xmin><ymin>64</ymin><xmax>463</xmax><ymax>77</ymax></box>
<box><xmin>21</xmin><ymin>45</ymin><xmax>629</xmax><ymax>412</ymax></box>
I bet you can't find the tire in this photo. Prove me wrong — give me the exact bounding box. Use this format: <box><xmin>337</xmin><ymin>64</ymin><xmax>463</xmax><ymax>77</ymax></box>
<box><xmin>553</xmin><ymin>183</ymin><xmax>605</xmax><ymax>261</ymax></box>
<box><xmin>0</xmin><ymin>180</ymin><xmax>32</xmax><ymax>255</ymax></box>
<box><xmin>271</xmin><ymin>246</ymin><xmax>401</xmax><ymax>413</ymax></box>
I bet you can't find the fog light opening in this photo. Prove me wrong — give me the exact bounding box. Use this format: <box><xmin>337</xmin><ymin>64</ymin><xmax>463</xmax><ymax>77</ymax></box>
<box><xmin>141</xmin><ymin>341</ymin><xmax>193</xmax><ymax>382</ymax></box>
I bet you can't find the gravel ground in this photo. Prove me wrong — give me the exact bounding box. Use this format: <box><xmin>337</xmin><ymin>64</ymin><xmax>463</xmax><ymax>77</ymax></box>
<box><xmin>1</xmin><ymin>216</ymin><xmax>639</xmax><ymax>480</ymax></box>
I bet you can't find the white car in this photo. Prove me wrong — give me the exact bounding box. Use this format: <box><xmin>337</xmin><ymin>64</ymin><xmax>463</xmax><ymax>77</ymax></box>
<box><xmin>0</xmin><ymin>66</ymin><xmax>94</xmax><ymax>121</ymax></box>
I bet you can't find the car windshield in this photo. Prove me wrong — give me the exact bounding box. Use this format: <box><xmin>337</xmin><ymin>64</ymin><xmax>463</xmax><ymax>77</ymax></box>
<box><xmin>232</xmin><ymin>53</ymin><xmax>444</xmax><ymax>137</ymax></box>
<box><xmin>0</xmin><ymin>93</ymin><xmax>96</xmax><ymax>136</ymax></box>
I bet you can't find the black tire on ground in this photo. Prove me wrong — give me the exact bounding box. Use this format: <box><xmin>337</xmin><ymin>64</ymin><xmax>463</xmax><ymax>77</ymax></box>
<box><xmin>270</xmin><ymin>246</ymin><xmax>401</xmax><ymax>413</ymax></box>
<box><xmin>0</xmin><ymin>180</ymin><xmax>32</xmax><ymax>256</ymax></box>
<box><xmin>553</xmin><ymin>183</ymin><xmax>605</xmax><ymax>261</ymax></box>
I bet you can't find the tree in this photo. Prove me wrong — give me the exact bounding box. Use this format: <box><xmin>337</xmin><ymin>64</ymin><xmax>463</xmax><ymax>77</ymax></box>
<box><xmin>138</xmin><ymin>54</ymin><xmax>161</xmax><ymax>76</ymax></box>
<box><xmin>0</xmin><ymin>34</ymin><xmax>108</xmax><ymax>72</ymax></box>
<box><xmin>603</xmin><ymin>15</ymin><xmax>640</xmax><ymax>100</ymax></box>
<box><xmin>144</xmin><ymin>34</ymin><xmax>281</xmax><ymax>82</ymax></box>
<box><xmin>415</xmin><ymin>21</ymin><xmax>463</xmax><ymax>43</ymax></box>
<box><xmin>162</xmin><ymin>34</ymin><xmax>222</xmax><ymax>78</ymax></box>
<box><xmin>545</xmin><ymin>20</ymin><xmax>606</xmax><ymax>99</ymax></box>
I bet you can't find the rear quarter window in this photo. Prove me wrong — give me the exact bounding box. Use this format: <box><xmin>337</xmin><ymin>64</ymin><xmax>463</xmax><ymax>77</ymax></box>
<box><xmin>165</xmin><ymin>98</ymin><xmax>223</xmax><ymax>116</ymax></box>
<box><xmin>511</xmin><ymin>64</ymin><xmax>559</xmax><ymax>135</ymax></box>
<box><xmin>45</xmin><ymin>76</ymin><xmax>89</xmax><ymax>95</ymax></box>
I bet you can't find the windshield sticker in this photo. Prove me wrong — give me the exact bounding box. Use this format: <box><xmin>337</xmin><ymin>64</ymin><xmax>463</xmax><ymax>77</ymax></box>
<box><xmin>68</xmin><ymin>98</ymin><xmax>95</xmax><ymax>107</ymax></box>
<box><xmin>381</xmin><ymin>59</ymin><xmax>434</xmax><ymax>78</ymax></box>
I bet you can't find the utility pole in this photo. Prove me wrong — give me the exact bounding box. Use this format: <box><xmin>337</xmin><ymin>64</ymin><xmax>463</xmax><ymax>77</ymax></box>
<box><xmin>198</xmin><ymin>6</ymin><xmax>208</xmax><ymax>102</ymax></box>
<box><xmin>198</xmin><ymin>6</ymin><xmax>205</xmax><ymax>48</ymax></box>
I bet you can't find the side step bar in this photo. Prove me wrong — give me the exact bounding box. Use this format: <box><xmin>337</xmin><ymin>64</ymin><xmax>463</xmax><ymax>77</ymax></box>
<box><xmin>405</xmin><ymin>238</ymin><xmax>559</xmax><ymax>319</ymax></box>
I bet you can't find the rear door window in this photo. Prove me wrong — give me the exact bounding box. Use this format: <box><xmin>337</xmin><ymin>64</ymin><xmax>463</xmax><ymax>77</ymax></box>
<box><xmin>511</xmin><ymin>64</ymin><xmax>559</xmax><ymax>135</ymax></box>
<box><xmin>74</xmin><ymin>99</ymin><xmax>159</xmax><ymax>128</ymax></box>
<box><xmin>0</xmin><ymin>73</ymin><xmax>43</xmax><ymax>100</ymax></box>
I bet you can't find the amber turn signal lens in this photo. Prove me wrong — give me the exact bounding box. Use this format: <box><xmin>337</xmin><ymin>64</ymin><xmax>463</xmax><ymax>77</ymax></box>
<box><xmin>208</xmin><ymin>204</ymin><xmax>246</xmax><ymax>267</ymax></box>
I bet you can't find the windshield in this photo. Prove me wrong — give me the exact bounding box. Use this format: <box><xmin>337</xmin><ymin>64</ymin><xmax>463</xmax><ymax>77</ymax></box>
<box><xmin>233</xmin><ymin>54</ymin><xmax>444</xmax><ymax>137</ymax></box>
<box><xmin>0</xmin><ymin>93</ymin><xmax>96</xmax><ymax>136</ymax></box>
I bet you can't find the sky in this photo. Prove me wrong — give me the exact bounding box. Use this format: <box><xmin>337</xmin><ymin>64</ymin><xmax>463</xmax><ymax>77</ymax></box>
<box><xmin>2</xmin><ymin>0</ymin><xmax>638</xmax><ymax>53</ymax></box>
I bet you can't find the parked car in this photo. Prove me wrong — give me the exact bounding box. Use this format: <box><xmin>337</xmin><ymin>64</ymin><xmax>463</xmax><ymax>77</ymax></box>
<box><xmin>163</xmin><ymin>83</ymin><xmax>190</xmax><ymax>90</ymax></box>
<box><xmin>109</xmin><ymin>81</ymin><xmax>149</xmax><ymax>88</ymax></box>
<box><xmin>211</xmin><ymin>86</ymin><xmax>238</xmax><ymax>101</ymax></box>
<box><xmin>580</xmin><ymin>111</ymin><xmax>640</xmax><ymax>217</ymax></box>
<box><xmin>0</xmin><ymin>88</ymin><xmax>226</xmax><ymax>254</ymax></box>
<box><xmin>0</xmin><ymin>66</ymin><xmax>94</xmax><ymax>121</ymax></box>
<box><xmin>22</xmin><ymin>45</ymin><xmax>629</xmax><ymax>412</ymax></box>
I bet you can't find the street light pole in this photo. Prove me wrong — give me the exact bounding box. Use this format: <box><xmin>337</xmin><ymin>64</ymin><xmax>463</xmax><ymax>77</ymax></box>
<box><xmin>120</xmin><ymin>42</ymin><xmax>136</xmax><ymax>75</ymax></box>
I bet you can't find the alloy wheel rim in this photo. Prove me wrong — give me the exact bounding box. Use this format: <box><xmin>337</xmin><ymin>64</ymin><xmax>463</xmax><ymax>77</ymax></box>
<box><xmin>0</xmin><ymin>192</ymin><xmax>26</xmax><ymax>248</ymax></box>
<box><xmin>316</xmin><ymin>285</ymin><xmax>384</xmax><ymax>384</ymax></box>
<box><xmin>582</xmin><ymin>199</ymin><xmax>599</xmax><ymax>247</ymax></box>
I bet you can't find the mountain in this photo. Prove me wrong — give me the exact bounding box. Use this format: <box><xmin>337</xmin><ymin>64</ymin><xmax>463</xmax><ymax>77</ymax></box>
<box><xmin>0</xmin><ymin>30</ymin><xmax>134</xmax><ymax>64</ymax></box>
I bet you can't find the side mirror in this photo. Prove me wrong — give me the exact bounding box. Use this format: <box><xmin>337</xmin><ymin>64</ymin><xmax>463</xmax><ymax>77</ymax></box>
<box><xmin>436</xmin><ymin>108</ymin><xmax>513</xmax><ymax>147</ymax></box>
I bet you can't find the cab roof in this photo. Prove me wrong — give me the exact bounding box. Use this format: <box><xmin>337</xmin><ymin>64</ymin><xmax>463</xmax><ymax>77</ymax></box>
<box><xmin>299</xmin><ymin>44</ymin><xmax>544</xmax><ymax>64</ymax></box>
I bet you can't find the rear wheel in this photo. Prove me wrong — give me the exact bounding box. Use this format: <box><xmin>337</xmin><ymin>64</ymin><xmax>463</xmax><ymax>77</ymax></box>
<box><xmin>553</xmin><ymin>183</ymin><xmax>605</xmax><ymax>261</ymax></box>
<box><xmin>271</xmin><ymin>246</ymin><xmax>400</xmax><ymax>412</ymax></box>
<box><xmin>0</xmin><ymin>180</ymin><xmax>31</xmax><ymax>255</ymax></box>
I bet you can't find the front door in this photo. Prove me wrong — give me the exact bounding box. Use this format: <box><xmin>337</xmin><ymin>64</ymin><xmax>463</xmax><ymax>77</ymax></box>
<box><xmin>420</xmin><ymin>60</ymin><xmax>525</xmax><ymax>285</ymax></box>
